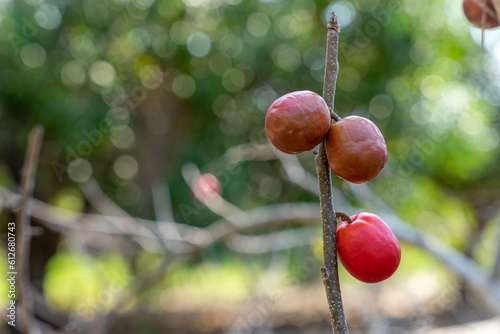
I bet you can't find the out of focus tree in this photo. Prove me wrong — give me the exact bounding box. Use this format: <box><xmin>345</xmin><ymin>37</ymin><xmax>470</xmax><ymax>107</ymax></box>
<box><xmin>1</xmin><ymin>0</ymin><xmax>500</xmax><ymax>332</ymax></box>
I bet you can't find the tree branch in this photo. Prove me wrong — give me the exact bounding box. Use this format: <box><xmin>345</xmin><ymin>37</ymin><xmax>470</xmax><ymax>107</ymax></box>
<box><xmin>225</xmin><ymin>227</ymin><xmax>318</xmax><ymax>254</ymax></box>
<box><xmin>275</xmin><ymin>152</ymin><xmax>320</xmax><ymax>196</ymax></box>
<box><xmin>16</xmin><ymin>125</ymin><xmax>44</xmax><ymax>334</ymax></box>
<box><xmin>316</xmin><ymin>12</ymin><xmax>348</xmax><ymax>334</ymax></box>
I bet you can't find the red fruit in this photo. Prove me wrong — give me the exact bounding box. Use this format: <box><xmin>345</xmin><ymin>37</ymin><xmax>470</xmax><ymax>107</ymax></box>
<box><xmin>265</xmin><ymin>90</ymin><xmax>331</xmax><ymax>154</ymax></box>
<box><xmin>325</xmin><ymin>116</ymin><xmax>388</xmax><ymax>184</ymax></box>
<box><xmin>337</xmin><ymin>212</ymin><xmax>401</xmax><ymax>283</ymax></box>
<box><xmin>463</xmin><ymin>0</ymin><xmax>500</xmax><ymax>29</ymax></box>
<box><xmin>192</xmin><ymin>174</ymin><xmax>222</xmax><ymax>199</ymax></box>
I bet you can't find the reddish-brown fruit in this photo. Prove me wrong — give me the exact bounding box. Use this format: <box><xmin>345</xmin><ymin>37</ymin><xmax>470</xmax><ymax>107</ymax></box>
<box><xmin>192</xmin><ymin>174</ymin><xmax>222</xmax><ymax>199</ymax></box>
<box><xmin>325</xmin><ymin>116</ymin><xmax>387</xmax><ymax>184</ymax></box>
<box><xmin>463</xmin><ymin>0</ymin><xmax>500</xmax><ymax>29</ymax></box>
<box><xmin>337</xmin><ymin>212</ymin><xmax>401</xmax><ymax>284</ymax></box>
<box><xmin>265</xmin><ymin>90</ymin><xmax>331</xmax><ymax>154</ymax></box>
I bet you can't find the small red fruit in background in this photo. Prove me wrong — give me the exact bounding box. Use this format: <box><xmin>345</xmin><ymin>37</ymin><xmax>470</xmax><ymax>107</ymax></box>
<box><xmin>463</xmin><ymin>0</ymin><xmax>500</xmax><ymax>29</ymax></box>
<box><xmin>325</xmin><ymin>116</ymin><xmax>388</xmax><ymax>184</ymax></box>
<box><xmin>337</xmin><ymin>212</ymin><xmax>401</xmax><ymax>283</ymax></box>
<box><xmin>265</xmin><ymin>90</ymin><xmax>331</xmax><ymax>154</ymax></box>
<box><xmin>191</xmin><ymin>173</ymin><xmax>222</xmax><ymax>199</ymax></box>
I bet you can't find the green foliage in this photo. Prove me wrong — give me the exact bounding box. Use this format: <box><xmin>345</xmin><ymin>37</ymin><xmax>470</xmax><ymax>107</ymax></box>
<box><xmin>164</xmin><ymin>261</ymin><xmax>254</xmax><ymax>304</ymax></box>
<box><xmin>43</xmin><ymin>252</ymin><xmax>130</xmax><ymax>312</ymax></box>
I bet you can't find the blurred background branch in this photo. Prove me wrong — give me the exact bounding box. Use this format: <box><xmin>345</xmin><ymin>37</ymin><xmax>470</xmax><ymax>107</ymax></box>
<box><xmin>16</xmin><ymin>126</ymin><xmax>44</xmax><ymax>334</ymax></box>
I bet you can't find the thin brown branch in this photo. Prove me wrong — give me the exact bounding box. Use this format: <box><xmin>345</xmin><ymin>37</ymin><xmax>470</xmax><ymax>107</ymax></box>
<box><xmin>330</xmin><ymin>108</ymin><xmax>342</xmax><ymax>122</ymax></box>
<box><xmin>316</xmin><ymin>12</ymin><xmax>348</xmax><ymax>334</ymax></box>
<box><xmin>16</xmin><ymin>125</ymin><xmax>44</xmax><ymax>334</ymax></box>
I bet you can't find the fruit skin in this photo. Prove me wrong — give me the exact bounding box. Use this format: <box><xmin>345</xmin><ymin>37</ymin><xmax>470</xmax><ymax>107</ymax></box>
<box><xmin>191</xmin><ymin>173</ymin><xmax>222</xmax><ymax>199</ymax></box>
<box><xmin>325</xmin><ymin>116</ymin><xmax>387</xmax><ymax>184</ymax></box>
<box><xmin>337</xmin><ymin>212</ymin><xmax>401</xmax><ymax>284</ymax></box>
<box><xmin>265</xmin><ymin>90</ymin><xmax>331</xmax><ymax>154</ymax></box>
<box><xmin>463</xmin><ymin>0</ymin><xmax>500</xmax><ymax>29</ymax></box>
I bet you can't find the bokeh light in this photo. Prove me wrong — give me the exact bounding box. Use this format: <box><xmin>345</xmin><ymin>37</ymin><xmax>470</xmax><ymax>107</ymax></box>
<box><xmin>89</xmin><ymin>61</ymin><xmax>116</xmax><ymax>87</ymax></box>
<box><xmin>113</xmin><ymin>155</ymin><xmax>139</xmax><ymax>180</ymax></box>
<box><xmin>35</xmin><ymin>3</ymin><xmax>62</xmax><ymax>30</ymax></box>
<box><xmin>187</xmin><ymin>31</ymin><xmax>211</xmax><ymax>57</ymax></box>
<box><xmin>68</xmin><ymin>158</ymin><xmax>93</xmax><ymax>183</ymax></box>
<box><xmin>61</xmin><ymin>61</ymin><xmax>86</xmax><ymax>86</ymax></box>
<box><xmin>20</xmin><ymin>43</ymin><xmax>46</xmax><ymax>68</ymax></box>
<box><xmin>172</xmin><ymin>73</ymin><xmax>196</xmax><ymax>98</ymax></box>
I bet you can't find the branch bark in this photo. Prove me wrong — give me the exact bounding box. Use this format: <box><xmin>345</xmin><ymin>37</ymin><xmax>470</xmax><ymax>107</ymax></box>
<box><xmin>16</xmin><ymin>125</ymin><xmax>44</xmax><ymax>334</ymax></box>
<box><xmin>316</xmin><ymin>12</ymin><xmax>349</xmax><ymax>334</ymax></box>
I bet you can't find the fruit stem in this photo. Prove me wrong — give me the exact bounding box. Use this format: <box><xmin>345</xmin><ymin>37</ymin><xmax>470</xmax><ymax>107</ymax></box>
<box><xmin>330</xmin><ymin>108</ymin><xmax>342</xmax><ymax>122</ymax></box>
<box><xmin>315</xmin><ymin>12</ymin><xmax>349</xmax><ymax>334</ymax></box>
<box><xmin>336</xmin><ymin>211</ymin><xmax>353</xmax><ymax>224</ymax></box>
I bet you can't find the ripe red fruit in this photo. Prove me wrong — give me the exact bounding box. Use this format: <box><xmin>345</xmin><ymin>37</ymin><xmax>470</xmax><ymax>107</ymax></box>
<box><xmin>265</xmin><ymin>90</ymin><xmax>331</xmax><ymax>154</ymax></box>
<box><xmin>191</xmin><ymin>174</ymin><xmax>222</xmax><ymax>199</ymax></box>
<box><xmin>325</xmin><ymin>116</ymin><xmax>387</xmax><ymax>184</ymax></box>
<box><xmin>463</xmin><ymin>0</ymin><xmax>500</xmax><ymax>29</ymax></box>
<box><xmin>337</xmin><ymin>212</ymin><xmax>401</xmax><ymax>283</ymax></box>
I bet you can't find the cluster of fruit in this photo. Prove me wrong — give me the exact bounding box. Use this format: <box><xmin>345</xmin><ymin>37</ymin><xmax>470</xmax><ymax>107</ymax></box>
<box><xmin>265</xmin><ymin>90</ymin><xmax>400</xmax><ymax>283</ymax></box>
<box><xmin>463</xmin><ymin>0</ymin><xmax>499</xmax><ymax>29</ymax></box>
<box><xmin>265</xmin><ymin>90</ymin><xmax>388</xmax><ymax>184</ymax></box>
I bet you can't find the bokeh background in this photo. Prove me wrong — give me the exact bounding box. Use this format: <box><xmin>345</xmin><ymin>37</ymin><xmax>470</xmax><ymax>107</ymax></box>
<box><xmin>1</xmin><ymin>0</ymin><xmax>500</xmax><ymax>333</ymax></box>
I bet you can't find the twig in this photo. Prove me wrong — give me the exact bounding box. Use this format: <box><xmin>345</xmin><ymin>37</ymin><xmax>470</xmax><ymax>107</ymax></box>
<box><xmin>1</xmin><ymin>185</ymin><xmax>322</xmax><ymax>251</ymax></box>
<box><xmin>316</xmin><ymin>12</ymin><xmax>348</xmax><ymax>334</ymax></box>
<box><xmin>16</xmin><ymin>125</ymin><xmax>44</xmax><ymax>334</ymax></box>
<box><xmin>202</xmin><ymin>142</ymin><xmax>276</xmax><ymax>171</ymax></box>
<box><xmin>225</xmin><ymin>227</ymin><xmax>318</xmax><ymax>254</ymax></box>
<box><xmin>330</xmin><ymin>108</ymin><xmax>342</xmax><ymax>122</ymax></box>
<box><xmin>275</xmin><ymin>151</ymin><xmax>320</xmax><ymax>196</ymax></box>
<box><xmin>79</xmin><ymin>178</ymin><xmax>165</xmax><ymax>253</ymax></box>
<box><xmin>181</xmin><ymin>163</ymin><xmax>243</xmax><ymax>225</ymax></box>
<box><xmin>151</xmin><ymin>180</ymin><xmax>176</xmax><ymax>223</ymax></box>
